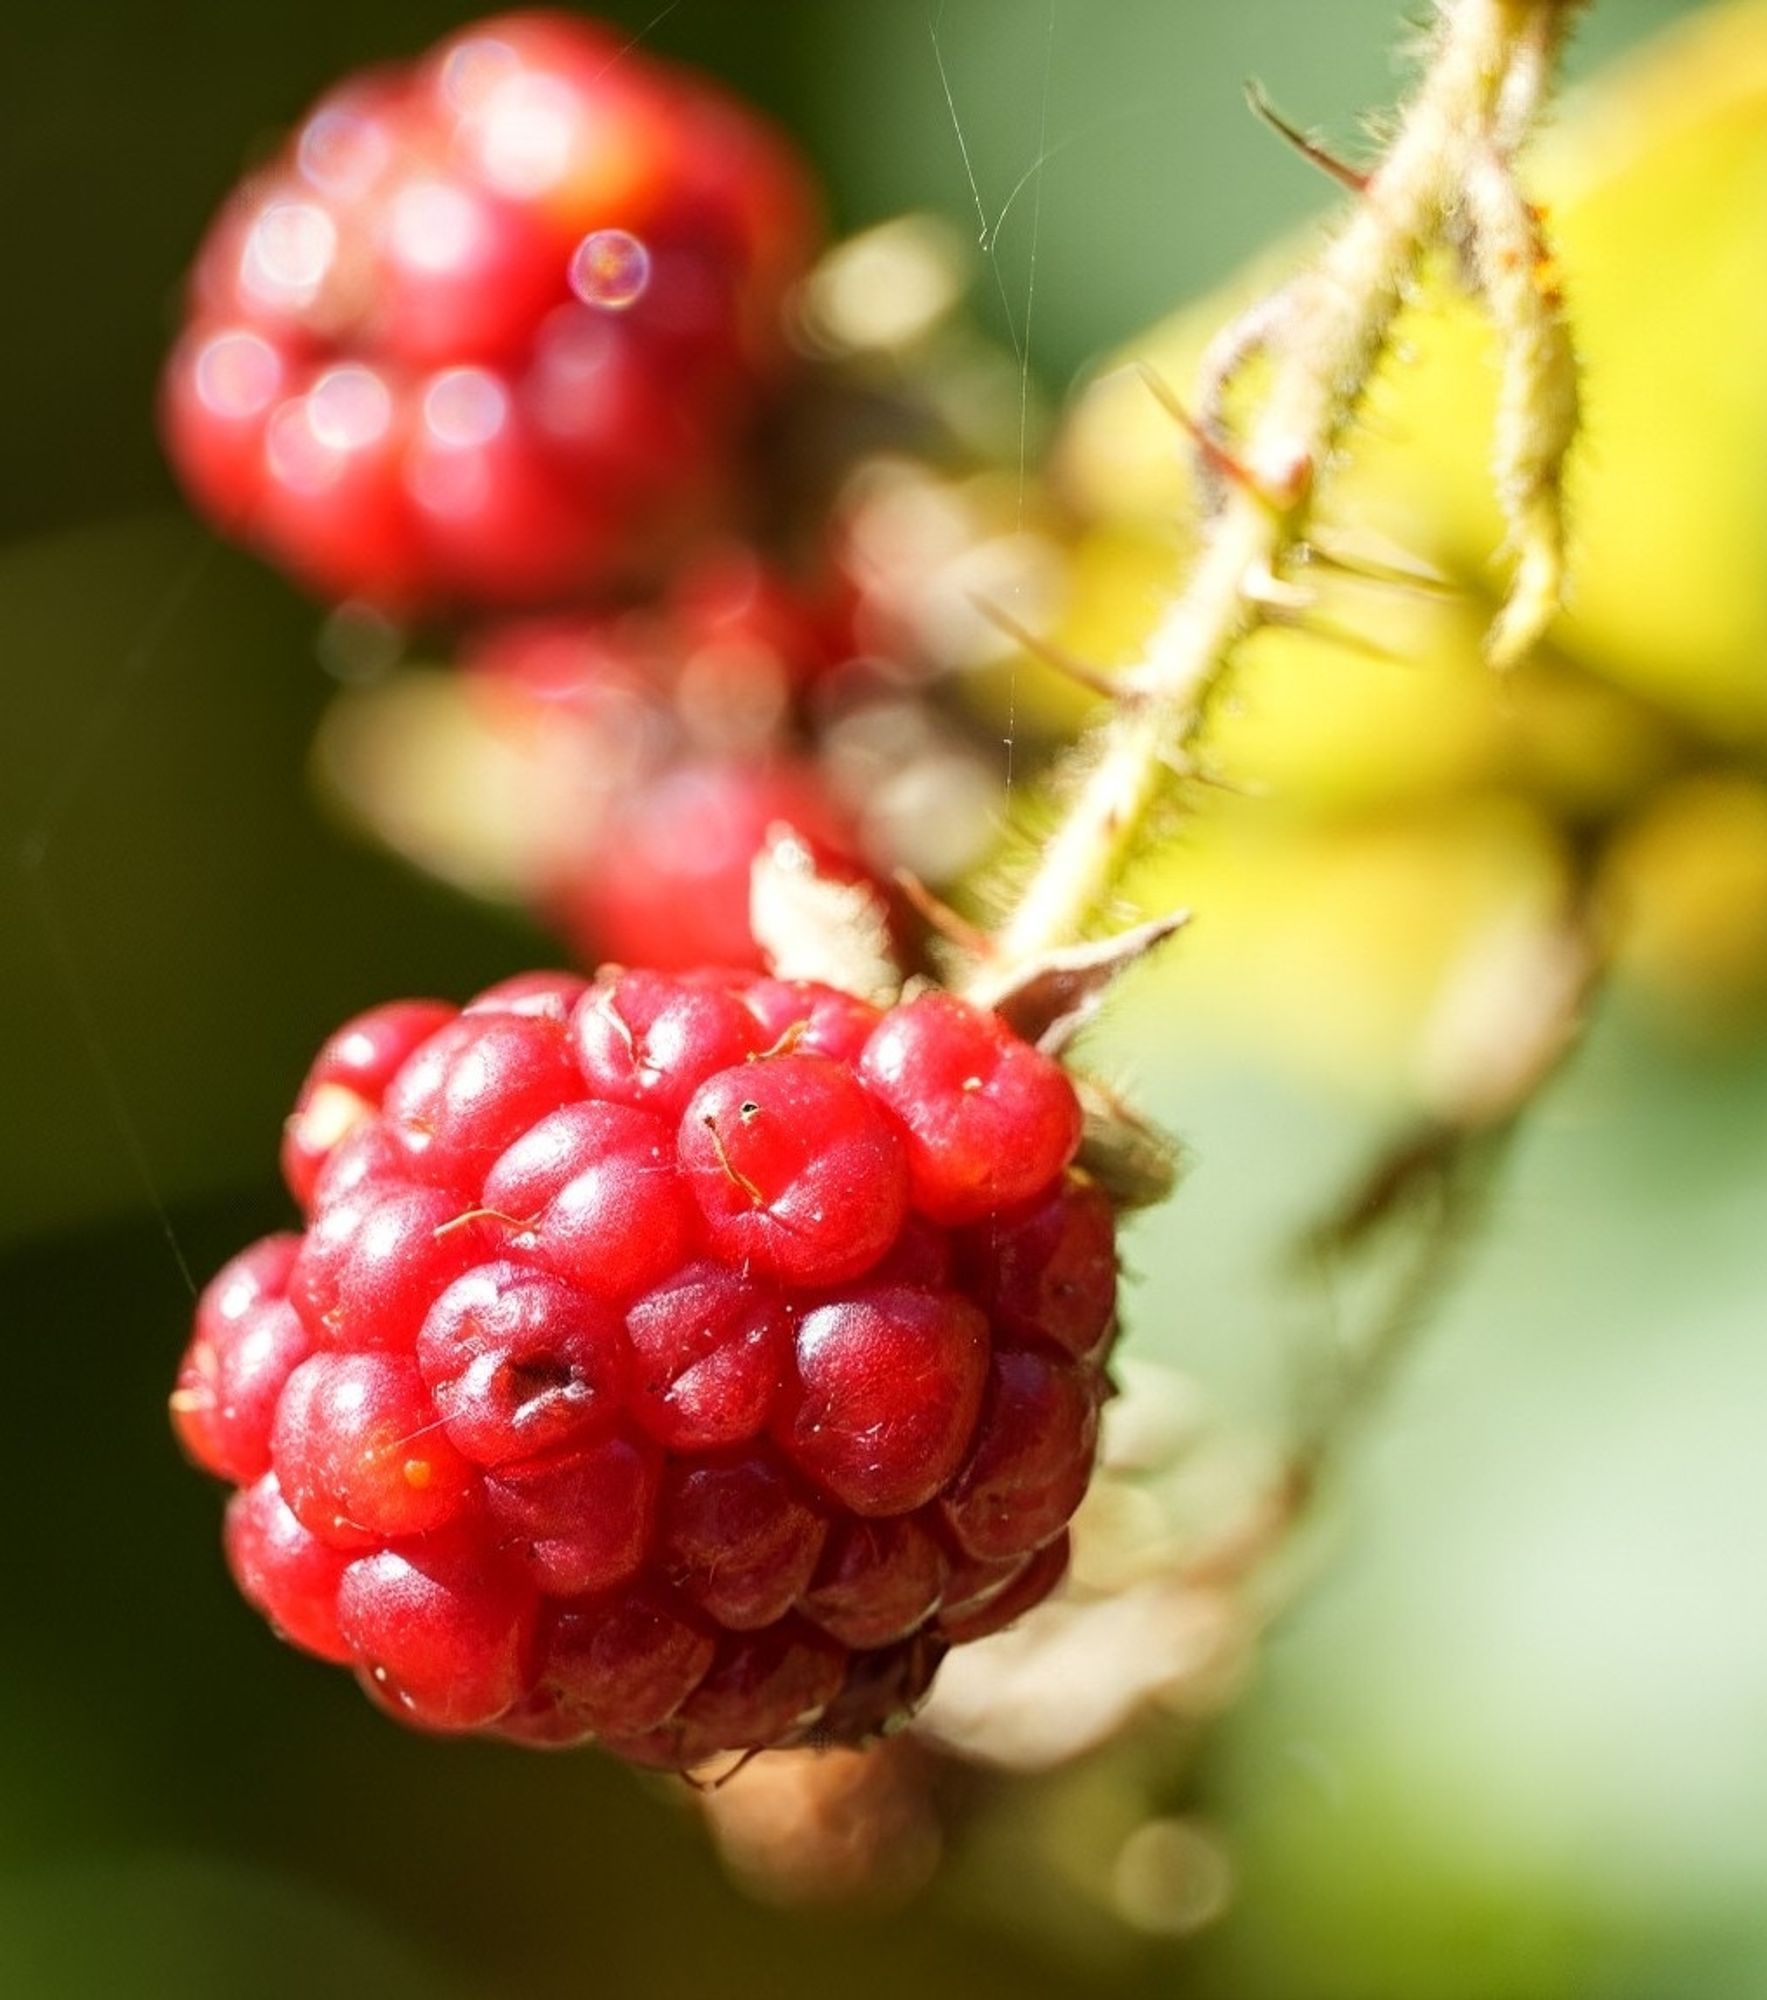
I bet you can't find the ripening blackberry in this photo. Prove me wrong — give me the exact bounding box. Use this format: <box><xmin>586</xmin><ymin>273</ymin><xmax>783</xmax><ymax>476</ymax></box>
<box><xmin>160</xmin><ymin>11</ymin><xmax>821</xmax><ymax>612</ymax></box>
<box><xmin>173</xmin><ymin>968</ymin><xmax>1118</xmax><ymax>1766</ymax></box>
<box><xmin>457</xmin><ymin>565</ymin><xmax>886</xmax><ymax>974</ymax></box>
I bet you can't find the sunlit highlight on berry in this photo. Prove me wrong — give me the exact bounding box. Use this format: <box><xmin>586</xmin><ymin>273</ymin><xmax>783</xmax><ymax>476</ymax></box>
<box><xmin>388</xmin><ymin>179</ymin><xmax>481</xmax><ymax>273</ymax></box>
<box><xmin>477</xmin><ymin>74</ymin><xmax>580</xmax><ymax>197</ymax></box>
<box><xmin>570</xmin><ymin>229</ymin><xmax>651</xmax><ymax>311</ymax></box>
<box><xmin>242</xmin><ymin>201</ymin><xmax>337</xmax><ymax>309</ymax></box>
<box><xmin>193</xmin><ymin>329</ymin><xmax>283</xmax><ymax>419</ymax></box>
<box><xmin>298</xmin><ymin>107</ymin><xmax>393</xmax><ymax>199</ymax></box>
<box><xmin>422</xmin><ymin>366</ymin><xmax>509</xmax><ymax>447</ymax></box>
<box><xmin>308</xmin><ymin>365</ymin><xmax>394</xmax><ymax>451</ymax></box>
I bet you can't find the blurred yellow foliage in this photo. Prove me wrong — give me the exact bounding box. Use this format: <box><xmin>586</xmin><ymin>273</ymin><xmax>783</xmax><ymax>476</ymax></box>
<box><xmin>1010</xmin><ymin>0</ymin><xmax>1767</xmax><ymax>1079</ymax></box>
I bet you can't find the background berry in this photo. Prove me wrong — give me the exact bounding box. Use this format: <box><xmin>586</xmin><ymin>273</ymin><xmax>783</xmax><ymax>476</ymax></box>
<box><xmin>161</xmin><ymin>12</ymin><xmax>822</xmax><ymax>613</ymax></box>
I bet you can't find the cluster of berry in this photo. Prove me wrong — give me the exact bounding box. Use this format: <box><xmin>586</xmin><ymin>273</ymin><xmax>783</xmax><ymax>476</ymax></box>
<box><xmin>165</xmin><ymin>11</ymin><xmax>1123</xmax><ymax>1763</ymax></box>
<box><xmin>174</xmin><ymin>972</ymin><xmax>1116</xmax><ymax>1763</ymax></box>
<box><xmin>162</xmin><ymin>12</ymin><xmax>816</xmax><ymax>611</ymax></box>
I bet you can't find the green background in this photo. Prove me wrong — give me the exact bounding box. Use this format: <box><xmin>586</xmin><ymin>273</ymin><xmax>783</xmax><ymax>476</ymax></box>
<box><xmin>2</xmin><ymin>3</ymin><xmax>1756</xmax><ymax>1996</ymax></box>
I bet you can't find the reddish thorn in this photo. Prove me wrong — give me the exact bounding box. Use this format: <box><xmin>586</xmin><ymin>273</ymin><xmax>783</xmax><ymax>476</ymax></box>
<box><xmin>1135</xmin><ymin>365</ymin><xmax>1272</xmax><ymax>500</ymax></box>
<box><xmin>1245</xmin><ymin>82</ymin><xmax>1369</xmax><ymax>193</ymax></box>
<box><xmin>891</xmin><ymin>870</ymin><xmax>996</xmax><ymax>960</ymax></box>
<box><xmin>968</xmin><ymin>594</ymin><xmax>1123</xmax><ymax>702</ymax></box>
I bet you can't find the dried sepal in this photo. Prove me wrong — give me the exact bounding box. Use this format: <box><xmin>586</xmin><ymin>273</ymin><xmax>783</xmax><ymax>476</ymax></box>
<box><xmin>977</xmin><ymin>911</ymin><xmax>1189</xmax><ymax>1054</ymax></box>
<box><xmin>1072</xmin><ymin>1071</ymin><xmax>1185</xmax><ymax>1211</ymax></box>
<box><xmin>1244</xmin><ymin>80</ymin><xmax>1370</xmax><ymax>194</ymax></box>
<box><xmin>749</xmin><ymin>828</ymin><xmax>904</xmax><ymax>1005</ymax></box>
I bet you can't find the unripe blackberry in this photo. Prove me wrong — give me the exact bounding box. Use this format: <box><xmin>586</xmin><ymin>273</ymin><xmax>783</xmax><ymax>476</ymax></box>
<box><xmin>553</xmin><ymin>757</ymin><xmax>882</xmax><ymax>976</ymax></box>
<box><xmin>451</xmin><ymin>558</ymin><xmax>893</xmax><ymax>976</ymax></box>
<box><xmin>161</xmin><ymin>13</ymin><xmax>822</xmax><ymax>612</ymax></box>
<box><xmin>173</xmin><ymin>969</ymin><xmax>1119</xmax><ymax>1766</ymax></box>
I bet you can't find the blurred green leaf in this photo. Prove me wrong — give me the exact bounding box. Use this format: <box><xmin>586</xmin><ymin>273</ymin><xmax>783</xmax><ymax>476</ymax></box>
<box><xmin>0</xmin><ymin>1857</ymin><xmax>463</xmax><ymax>2000</ymax></box>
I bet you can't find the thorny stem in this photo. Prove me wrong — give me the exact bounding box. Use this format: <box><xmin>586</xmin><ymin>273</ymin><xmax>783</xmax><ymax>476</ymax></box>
<box><xmin>966</xmin><ymin>0</ymin><xmax>1584</xmax><ymax>1004</ymax></box>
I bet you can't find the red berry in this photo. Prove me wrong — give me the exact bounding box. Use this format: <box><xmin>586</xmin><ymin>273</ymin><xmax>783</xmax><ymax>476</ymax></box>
<box><xmin>742</xmin><ymin>979</ymin><xmax>881</xmax><ymax>1063</ymax></box>
<box><xmin>457</xmin><ymin>578</ymin><xmax>887</xmax><ymax>977</ymax></box>
<box><xmin>680</xmin><ymin>1055</ymin><xmax>908</xmax><ymax>1287</ymax></box>
<box><xmin>665</xmin><ymin>544</ymin><xmax>843</xmax><ymax>693</ymax></box>
<box><xmin>773</xmin><ymin>1286</ymin><xmax>988</xmax><ymax>1515</ymax></box>
<box><xmin>160</xmin><ymin>326</ymin><xmax>291</xmax><ymax>525</ymax></box>
<box><xmin>161</xmin><ymin>13</ymin><xmax>822</xmax><ymax>612</ymax></box>
<box><xmin>964</xmin><ymin>1171</ymin><xmax>1119</xmax><ymax>1360</ymax></box>
<box><xmin>624</xmin><ymin>1261</ymin><xmax>793</xmax><ymax>1450</ymax></box>
<box><xmin>800</xmin><ymin>1514</ymin><xmax>947</xmax><ymax>1648</ymax></box>
<box><xmin>382</xmin><ymin>1010</ymin><xmax>582</xmax><ymax>1194</ymax></box>
<box><xmin>936</xmin><ymin>1529</ymin><xmax>1070</xmax><ymax>1644</ymax></box>
<box><xmin>481</xmin><ymin>1100</ymin><xmax>696</xmax><ymax>1301</ymax></box>
<box><xmin>173</xmin><ymin>1294</ymin><xmax>311</xmax><ymax>1484</ymax></box>
<box><xmin>861</xmin><ymin>991</ymin><xmax>1083</xmax><ymax>1224</ymax></box>
<box><xmin>941</xmin><ymin>1346</ymin><xmax>1101</xmax><ymax>1563</ymax></box>
<box><xmin>483</xmin><ymin>1429</ymin><xmax>660</xmax><ymax>1596</ymax></box>
<box><xmin>224</xmin><ymin>1473</ymin><xmax>353</xmax><ymax>1664</ymax></box>
<box><xmin>866</xmin><ymin>1214</ymin><xmax>956</xmax><ymax>1290</ymax></box>
<box><xmin>562</xmin><ymin>760</ymin><xmax>874</xmax><ymax>976</ymax></box>
<box><xmin>282</xmin><ymin>999</ymin><xmax>455</xmax><ymax>1210</ymax></box>
<box><xmin>253</xmin><ymin>368</ymin><xmax>428</xmax><ymax>603</ymax></box>
<box><xmin>521</xmin><ymin>1582</ymin><xmax>715</xmax><ymax>1741</ymax></box>
<box><xmin>936</xmin><ymin>1541</ymin><xmax>1030</xmax><ymax>1623</ymax></box>
<box><xmin>178</xmin><ymin>966</ymin><xmax>1120</xmax><ymax>1762</ymax></box>
<box><xmin>289</xmin><ymin>1183</ymin><xmax>495</xmax><ymax>1353</ymax></box>
<box><xmin>272</xmin><ymin>1351</ymin><xmax>480</xmax><ymax>1549</ymax></box>
<box><xmin>464</xmin><ymin>969</ymin><xmax>589</xmax><ymax>1023</ymax></box>
<box><xmin>417</xmin><ymin>1261</ymin><xmax>629</xmax><ymax>1465</ymax></box>
<box><xmin>658</xmin><ymin>1449</ymin><xmax>827</xmax><ymax>1630</ymax></box>
<box><xmin>174</xmin><ymin>1237</ymin><xmax>308</xmax><ymax>1481</ymax></box>
<box><xmin>308</xmin><ymin>1119</ymin><xmax>413</xmax><ymax>1210</ymax></box>
<box><xmin>340</xmin><ymin>1534</ymin><xmax>537</xmax><ymax>1731</ymax></box>
<box><xmin>625</xmin><ymin>1617</ymin><xmax>844</xmax><ymax>1765</ymax></box>
<box><xmin>571</xmin><ymin>969</ymin><xmax>760</xmax><ymax>1120</ymax></box>
<box><xmin>194</xmin><ymin>1233</ymin><xmax>301</xmax><ymax>1339</ymax></box>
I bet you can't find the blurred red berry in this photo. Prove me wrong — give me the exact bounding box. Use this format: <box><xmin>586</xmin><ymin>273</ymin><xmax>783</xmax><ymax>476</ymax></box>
<box><xmin>161</xmin><ymin>12</ymin><xmax>822</xmax><ymax>611</ymax></box>
<box><xmin>554</xmin><ymin>756</ymin><xmax>879</xmax><ymax>975</ymax></box>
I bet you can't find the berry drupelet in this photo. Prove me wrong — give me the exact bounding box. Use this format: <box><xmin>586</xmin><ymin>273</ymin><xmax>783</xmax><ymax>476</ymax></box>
<box><xmin>161</xmin><ymin>12</ymin><xmax>822</xmax><ymax>612</ymax></box>
<box><xmin>173</xmin><ymin>969</ymin><xmax>1119</xmax><ymax>1766</ymax></box>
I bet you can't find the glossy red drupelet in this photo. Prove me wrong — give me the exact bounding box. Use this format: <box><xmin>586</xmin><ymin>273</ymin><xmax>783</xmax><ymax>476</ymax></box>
<box><xmin>160</xmin><ymin>12</ymin><xmax>822</xmax><ymax>611</ymax></box>
<box><xmin>173</xmin><ymin>973</ymin><xmax>1117</xmax><ymax>1765</ymax></box>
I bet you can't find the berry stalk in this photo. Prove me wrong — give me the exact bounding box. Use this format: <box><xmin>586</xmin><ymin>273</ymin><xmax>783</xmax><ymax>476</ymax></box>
<box><xmin>967</xmin><ymin>0</ymin><xmax>1586</xmax><ymax>1003</ymax></box>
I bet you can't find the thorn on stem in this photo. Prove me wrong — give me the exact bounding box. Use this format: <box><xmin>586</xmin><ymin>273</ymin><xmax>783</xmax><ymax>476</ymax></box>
<box><xmin>1264</xmin><ymin>605</ymin><xmax>1409</xmax><ymax>664</ymax></box>
<box><xmin>892</xmin><ymin>869</ymin><xmax>996</xmax><ymax>959</ymax></box>
<box><xmin>968</xmin><ymin>594</ymin><xmax>1124</xmax><ymax>702</ymax></box>
<box><xmin>1137</xmin><ymin>365</ymin><xmax>1261</xmax><ymax>495</ymax></box>
<box><xmin>1245</xmin><ymin>80</ymin><xmax>1369</xmax><ymax>192</ymax></box>
<box><xmin>1242</xmin><ymin>561</ymin><xmax>1315</xmax><ymax>615</ymax></box>
<box><xmin>1300</xmin><ymin>533</ymin><xmax>1456</xmax><ymax>598</ymax></box>
<box><xmin>1164</xmin><ymin>753</ymin><xmax>1266</xmax><ymax>800</ymax></box>
<box><xmin>1138</xmin><ymin>365</ymin><xmax>1311</xmax><ymax>511</ymax></box>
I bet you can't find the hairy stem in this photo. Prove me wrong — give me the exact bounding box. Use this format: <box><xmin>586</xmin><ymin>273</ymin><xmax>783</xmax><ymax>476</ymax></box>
<box><xmin>968</xmin><ymin>0</ymin><xmax>1583</xmax><ymax>1002</ymax></box>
